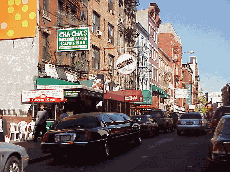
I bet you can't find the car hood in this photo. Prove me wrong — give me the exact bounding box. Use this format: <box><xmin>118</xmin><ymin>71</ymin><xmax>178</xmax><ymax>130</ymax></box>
<box><xmin>0</xmin><ymin>142</ymin><xmax>25</xmax><ymax>152</ymax></box>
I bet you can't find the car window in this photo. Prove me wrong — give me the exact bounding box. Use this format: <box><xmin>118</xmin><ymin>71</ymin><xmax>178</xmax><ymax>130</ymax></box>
<box><xmin>151</xmin><ymin>111</ymin><xmax>163</xmax><ymax>118</ymax></box>
<box><xmin>107</xmin><ymin>114</ymin><xmax>125</xmax><ymax>122</ymax></box>
<box><xmin>180</xmin><ymin>113</ymin><xmax>202</xmax><ymax>119</ymax></box>
<box><xmin>55</xmin><ymin>116</ymin><xmax>100</xmax><ymax>129</ymax></box>
<box><xmin>100</xmin><ymin>114</ymin><xmax>113</xmax><ymax>123</ymax></box>
<box><xmin>215</xmin><ymin>118</ymin><xmax>226</xmax><ymax>136</ymax></box>
<box><xmin>120</xmin><ymin>113</ymin><xmax>130</xmax><ymax>121</ymax></box>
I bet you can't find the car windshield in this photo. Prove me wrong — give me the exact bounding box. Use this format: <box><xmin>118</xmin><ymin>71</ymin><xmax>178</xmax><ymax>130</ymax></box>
<box><xmin>180</xmin><ymin>113</ymin><xmax>202</xmax><ymax>119</ymax></box>
<box><xmin>55</xmin><ymin>116</ymin><xmax>100</xmax><ymax>129</ymax></box>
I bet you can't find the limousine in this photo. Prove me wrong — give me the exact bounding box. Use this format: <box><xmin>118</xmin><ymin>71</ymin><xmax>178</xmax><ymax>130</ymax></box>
<box><xmin>41</xmin><ymin>112</ymin><xmax>141</xmax><ymax>159</ymax></box>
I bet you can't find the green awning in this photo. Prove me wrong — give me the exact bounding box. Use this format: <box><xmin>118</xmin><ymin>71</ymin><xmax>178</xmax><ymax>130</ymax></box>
<box><xmin>135</xmin><ymin>90</ymin><xmax>152</xmax><ymax>105</ymax></box>
<box><xmin>160</xmin><ymin>92</ymin><xmax>170</xmax><ymax>98</ymax></box>
<box><xmin>37</xmin><ymin>78</ymin><xmax>80</xmax><ymax>85</ymax></box>
<box><xmin>152</xmin><ymin>85</ymin><xmax>164</xmax><ymax>94</ymax></box>
<box><xmin>79</xmin><ymin>80</ymin><xmax>94</xmax><ymax>87</ymax></box>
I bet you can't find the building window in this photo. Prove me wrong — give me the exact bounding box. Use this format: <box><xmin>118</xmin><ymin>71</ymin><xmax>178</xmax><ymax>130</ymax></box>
<box><xmin>92</xmin><ymin>45</ymin><xmax>100</xmax><ymax>70</ymax></box>
<box><xmin>108</xmin><ymin>54</ymin><xmax>114</xmax><ymax>76</ymax></box>
<box><xmin>57</xmin><ymin>0</ymin><xmax>64</xmax><ymax>26</ymax></box>
<box><xmin>108</xmin><ymin>0</ymin><xmax>114</xmax><ymax>11</ymax></box>
<box><xmin>92</xmin><ymin>11</ymin><xmax>100</xmax><ymax>33</ymax></box>
<box><xmin>108</xmin><ymin>23</ymin><xmax>114</xmax><ymax>44</ymax></box>
<box><xmin>42</xmin><ymin>33</ymin><xmax>50</xmax><ymax>60</ymax></box>
<box><xmin>43</xmin><ymin>0</ymin><xmax>49</xmax><ymax>17</ymax></box>
<box><xmin>70</xmin><ymin>3</ymin><xmax>77</xmax><ymax>25</ymax></box>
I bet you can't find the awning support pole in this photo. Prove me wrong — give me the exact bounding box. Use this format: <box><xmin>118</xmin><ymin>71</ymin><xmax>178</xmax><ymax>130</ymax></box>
<box><xmin>55</xmin><ymin>104</ymin><xmax>57</xmax><ymax>120</ymax></box>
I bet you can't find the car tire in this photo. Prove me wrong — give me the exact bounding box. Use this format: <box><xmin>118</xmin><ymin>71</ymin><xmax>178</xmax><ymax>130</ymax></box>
<box><xmin>177</xmin><ymin>130</ymin><xmax>181</xmax><ymax>136</ymax></box>
<box><xmin>4</xmin><ymin>156</ymin><xmax>21</xmax><ymax>172</ymax></box>
<box><xmin>134</xmin><ymin>134</ymin><xmax>142</xmax><ymax>146</ymax></box>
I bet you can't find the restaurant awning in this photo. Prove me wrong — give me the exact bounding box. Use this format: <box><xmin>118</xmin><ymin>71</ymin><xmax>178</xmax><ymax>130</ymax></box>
<box><xmin>104</xmin><ymin>90</ymin><xmax>143</xmax><ymax>102</ymax></box>
<box><xmin>135</xmin><ymin>90</ymin><xmax>152</xmax><ymax>105</ymax></box>
<box><xmin>160</xmin><ymin>92</ymin><xmax>170</xmax><ymax>98</ymax></box>
<box><xmin>36</xmin><ymin>78</ymin><xmax>80</xmax><ymax>89</ymax></box>
<box><xmin>36</xmin><ymin>78</ymin><xmax>103</xmax><ymax>93</ymax></box>
<box><xmin>152</xmin><ymin>85</ymin><xmax>164</xmax><ymax>94</ymax></box>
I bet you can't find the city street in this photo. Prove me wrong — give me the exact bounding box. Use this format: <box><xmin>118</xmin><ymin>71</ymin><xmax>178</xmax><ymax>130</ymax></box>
<box><xmin>18</xmin><ymin>130</ymin><xmax>227</xmax><ymax>172</ymax></box>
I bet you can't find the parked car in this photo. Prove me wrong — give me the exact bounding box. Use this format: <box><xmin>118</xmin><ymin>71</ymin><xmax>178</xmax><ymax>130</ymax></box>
<box><xmin>0</xmin><ymin>142</ymin><xmax>29</xmax><ymax>172</ymax></box>
<box><xmin>130</xmin><ymin>115</ymin><xmax>159</xmax><ymax>138</ymax></box>
<box><xmin>143</xmin><ymin>109</ymin><xmax>174</xmax><ymax>133</ymax></box>
<box><xmin>177</xmin><ymin>112</ymin><xmax>209</xmax><ymax>135</ymax></box>
<box><xmin>208</xmin><ymin>115</ymin><xmax>230</xmax><ymax>162</ymax></box>
<box><xmin>41</xmin><ymin>112</ymin><xmax>141</xmax><ymax>159</ymax></box>
<box><xmin>169</xmin><ymin>112</ymin><xmax>179</xmax><ymax>130</ymax></box>
<box><xmin>210</xmin><ymin>105</ymin><xmax>230</xmax><ymax>133</ymax></box>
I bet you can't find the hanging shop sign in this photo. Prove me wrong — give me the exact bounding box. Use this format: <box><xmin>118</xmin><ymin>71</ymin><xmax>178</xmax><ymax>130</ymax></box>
<box><xmin>64</xmin><ymin>90</ymin><xmax>80</xmax><ymax>97</ymax></box>
<box><xmin>57</xmin><ymin>27</ymin><xmax>90</xmax><ymax>51</ymax></box>
<box><xmin>21</xmin><ymin>89</ymin><xmax>65</xmax><ymax>103</ymax></box>
<box><xmin>116</xmin><ymin>54</ymin><xmax>137</xmax><ymax>75</ymax></box>
<box><xmin>175</xmin><ymin>89</ymin><xmax>189</xmax><ymax>98</ymax></box>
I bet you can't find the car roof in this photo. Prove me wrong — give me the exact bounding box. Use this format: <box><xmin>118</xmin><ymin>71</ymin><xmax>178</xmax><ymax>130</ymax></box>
<box><xmin>222</xmin><ymin>115</ymin><xmax>230</xmax><ymax>119</ymax></box>
<box><xmin>67</xmin><ymin>112</ymin><xmax>125</xmax><ymax>118</ymax></box>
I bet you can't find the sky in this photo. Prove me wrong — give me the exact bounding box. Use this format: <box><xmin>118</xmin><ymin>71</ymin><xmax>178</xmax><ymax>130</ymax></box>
<box><xmin>137</xmin><ymin>0</ymin><xmax>230</xmax><ymax>93</ymax></box>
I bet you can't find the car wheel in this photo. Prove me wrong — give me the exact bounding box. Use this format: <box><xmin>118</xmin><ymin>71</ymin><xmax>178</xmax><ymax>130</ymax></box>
<box><xmin>134</xmin><ymin>134</ymin><xmax>142</xmax><ymax>146</ymax></box>
<box><xmin>4</xmin><ymin>156</ymin><xmax>21</xmax><ymax>172</ymax></box>
<box><xmin>104</xmin><ymin>142</ymin><xmax>110</xmax><ymax>157</ymax></box>
<box><xmin>177</xmin><ymin>130</ymin><xmax>181</xmax><ymax>136</ymax></box>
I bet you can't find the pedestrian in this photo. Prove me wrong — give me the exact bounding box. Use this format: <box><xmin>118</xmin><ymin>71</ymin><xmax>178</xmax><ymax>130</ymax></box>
<box><xmin>34</xmin><ymin>105</ymin><xmax>48</xmax><ymax>142</ymax></box>
<box><xmin>0</xmin><ymin>114</ymin><xmax>8</xmax><ymax>142</ymax></box>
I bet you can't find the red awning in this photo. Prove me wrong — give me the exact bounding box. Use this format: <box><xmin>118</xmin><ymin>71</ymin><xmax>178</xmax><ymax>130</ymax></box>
<box><xmin>104</xmin><ymin>90</ymin><xmax>143</xmax><ymax>102</ymax></box>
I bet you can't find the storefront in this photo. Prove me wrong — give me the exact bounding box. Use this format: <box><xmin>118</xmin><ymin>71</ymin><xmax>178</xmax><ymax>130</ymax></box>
<box><xmin>104</xmin><ymin>90</ymin><xmax>143</xmax><ymax>116</ymax></box>
<box><xmin>36</xmin><ymin>77</ymin><xmax>103</xmax><ymax>115</ymax></box>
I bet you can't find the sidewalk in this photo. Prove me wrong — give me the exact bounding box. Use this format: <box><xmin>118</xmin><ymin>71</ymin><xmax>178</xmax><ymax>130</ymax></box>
<box><xmin>11</xmin><ymin>138</ymin><xmax>51</xmax><ymax>164</ymax></box>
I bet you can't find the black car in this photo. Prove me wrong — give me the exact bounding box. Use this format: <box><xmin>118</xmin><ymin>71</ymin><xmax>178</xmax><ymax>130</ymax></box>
<box><xmin>143</xmin><ymin>109</ymin><xmax>174</xmax><ymax>133</ymax></box>
<box><xmin>210</xmin><ymin>105</ymin><xmax>230</xmax><ymax>133</ymax></box>
<box><xmin>169</xmin><ymin>112</ymin><xmax>179</xmax><ymax>130</ymax></box>
<box><xmin>130</xmin><ymin>115</ymin><xmax>159</xmax><ymax>138</ymax></box>
<box><xmin>208</xmin><ymin>115</ymin><xmax>230</xmax><ymax>163</ymax></box>
<box><xmin>41</xmin><ymin>112</ymin><xmax>141</xmax><ymax>159</ymax></box>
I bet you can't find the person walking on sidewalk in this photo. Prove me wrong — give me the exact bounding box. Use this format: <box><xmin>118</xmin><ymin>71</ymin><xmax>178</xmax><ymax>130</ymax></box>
<box><xmin>34</xmin><ymin>105</ymin><xmax>48</xmax><ymax>142</ymax></box>
<box><xmin>0</xmin><ymin>114</ymin><xmax>8</xmax><ymax>142</ymax></box>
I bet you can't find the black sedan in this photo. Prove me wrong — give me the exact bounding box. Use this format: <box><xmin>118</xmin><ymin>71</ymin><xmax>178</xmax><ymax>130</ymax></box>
<box><xmin>208</xmin><ymin>115</ymin><xmax>230</xmax><ymax>162</ymax></box>
<box><xmin>41</xmin><ymin>112</ymin><xmax>141</xmax><ymax>159</ymax></box>
<box><xmin>130</xmin><ymin>115</ymin><xmax>159</xmax><ymax>138</ymax></box>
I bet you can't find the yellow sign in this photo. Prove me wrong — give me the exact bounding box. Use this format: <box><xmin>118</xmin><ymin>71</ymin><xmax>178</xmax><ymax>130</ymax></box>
<box><xmin>0</xmin><ymin>0</ymin><xmax>37</xmax><ymax>40</ymax></box>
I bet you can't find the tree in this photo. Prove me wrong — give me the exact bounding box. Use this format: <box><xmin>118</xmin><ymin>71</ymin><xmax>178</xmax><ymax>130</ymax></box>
<box><xmin>195</xmin><ymin>94</ymin><xmax>209</xmax><ymax>114</ymax></box>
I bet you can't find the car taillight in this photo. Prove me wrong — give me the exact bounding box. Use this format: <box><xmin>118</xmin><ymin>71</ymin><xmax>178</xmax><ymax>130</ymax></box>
<box><xmin>42</xmin><ymin>133</ymin><xmax>49</xmax><ymax>142</ymax></box>
<box><xmin>177</xmin><ymin>120</ymin><xmax>181</xmax><ymax>125</ymax></box>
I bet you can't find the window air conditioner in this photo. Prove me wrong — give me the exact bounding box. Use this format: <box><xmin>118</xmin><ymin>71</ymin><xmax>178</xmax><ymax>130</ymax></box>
<box><xmin>96</xmin><ymin>30</ymin><xmax>102</xmax><ymax>36</ymax></box>
<box><xmin>110</xmin><ymin>10</ymin><xmax>114</xmax><ymax>15</ymax></box>
<box><xmin>108</xmin><ymin>39</ymin><xmax>112</xmax><ymax>43</ymax></box>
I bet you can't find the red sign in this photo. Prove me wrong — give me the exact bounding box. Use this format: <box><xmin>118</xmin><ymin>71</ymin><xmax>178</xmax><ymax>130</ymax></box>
<box><xmin>30</xmin><ymin>94</ymin><xmax>66</xmax><ymax>103</ymax></box>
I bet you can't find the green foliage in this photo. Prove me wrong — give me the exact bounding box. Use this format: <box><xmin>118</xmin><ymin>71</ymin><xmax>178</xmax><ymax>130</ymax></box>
<box><xmin>195</xmin><ymin>95</ymin><xmax>209</xmax><ymax>114</ymax></box>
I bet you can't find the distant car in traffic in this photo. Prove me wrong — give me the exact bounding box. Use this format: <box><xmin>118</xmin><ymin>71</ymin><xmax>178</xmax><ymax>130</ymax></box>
<box><xmin>210</xmin><ymin>105</ymin><xmax>230</xmax><ymax>133</ymax></box>
<box><xmin>0</xmin><ymin>142</ymin><xmax>29</xmax><ymax>172</ymax></box>
<box><xmin>41</xmin><ymin>112</ymin><xmax>141</xmax><ymax>159</ymax></box>
<box><xmin>130</xmin><ymin>115</ymin><xmax>159</xmax><ymax>138</ymax></box>
<box><xmin>208</xmin><ymin>115</ymin><xmax>230</xmax><ymax>162</ymax></box>
<box><xmin>169</xmin><ymin>112</ymin><xmax>179</xmax><ymax>130</ymax></box>
<box><xmin>177</xmin><ymin>112</ymin><xmax>209</xmax><ymax>135</ymax></box>
<box><xmin>145</xmin><ymin>110</ymin><xmax>174</xmax><ymax>133</ymax></box>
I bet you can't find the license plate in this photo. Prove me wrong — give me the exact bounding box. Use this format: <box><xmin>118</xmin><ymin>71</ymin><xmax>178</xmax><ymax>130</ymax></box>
<box><xmin>60</xmin><ymin>135</ymin><xmax>71</xmax><ymax>141</ymax></box>
<box><xmin>186</xmin><ymin>122</ymin><xmax>193</xmax><ymax>125</ymax></box>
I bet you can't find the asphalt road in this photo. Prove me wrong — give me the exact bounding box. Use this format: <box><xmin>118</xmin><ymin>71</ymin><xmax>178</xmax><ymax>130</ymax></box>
<box><xmin>23</xmin><ymin>130</ymin><xmax>228</xmax><ymax>172</ymax></box>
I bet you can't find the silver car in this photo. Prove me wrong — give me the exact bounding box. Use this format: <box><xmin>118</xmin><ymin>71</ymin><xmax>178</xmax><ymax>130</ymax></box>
<box><xmin>0</xmin><ymin>142</ymin><xmax>29</xmax><ymax>172</ymax></box>
<box><xmin>177</xmin><ymin>112</ymin><xmax>209</xmax><ymax>135</ymax></box>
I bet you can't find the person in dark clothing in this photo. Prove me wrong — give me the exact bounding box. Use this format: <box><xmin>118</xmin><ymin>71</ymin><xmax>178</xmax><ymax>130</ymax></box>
<box><xmin>0</xmin><ymin>114</ymin><xmax>8</xmax><ymax>142</ymax></box>
<box><xmin>33</xmin><ymin>106</ymin><xmax>48</xmax><ymax>142</ymax></box>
